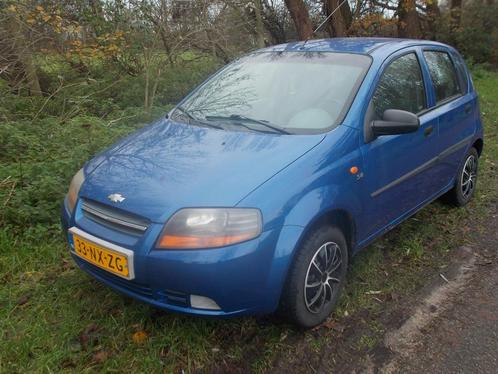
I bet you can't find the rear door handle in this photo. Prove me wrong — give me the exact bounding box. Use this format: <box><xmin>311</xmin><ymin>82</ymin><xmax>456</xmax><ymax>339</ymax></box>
<box><xmin>464</xmin><ymin>104</ymin><xmax>472</xmax><ymax>114</ymax></box>
<box><xmin>424</xmin><ymin>125</ymin><xmax>433</xmax><ymax>137</ymax></box>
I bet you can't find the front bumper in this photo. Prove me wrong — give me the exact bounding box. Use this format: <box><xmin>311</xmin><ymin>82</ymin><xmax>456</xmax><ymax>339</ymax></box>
<box><xmin>61</xmin><ymin>198</ymin><xmax>303</xmax><ymax>317</ymax></box>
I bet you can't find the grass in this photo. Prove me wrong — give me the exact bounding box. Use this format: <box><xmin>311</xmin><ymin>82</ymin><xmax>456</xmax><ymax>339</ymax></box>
<box><xmin>1</xmin><ymin>70</ymin><xmax>497</xmax><ymax>373</ymax></box>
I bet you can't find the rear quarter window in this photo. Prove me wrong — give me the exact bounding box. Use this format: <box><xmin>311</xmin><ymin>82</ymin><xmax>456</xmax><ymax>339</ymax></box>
<box><xmin>423</xmin><ymin>51</ymin><xmax>462</xmax><ymax>103</ymax></box>
<box><xmin>451</xmin><ymin>52</ymin><xmax>470</xmax><ymax>94</ymax></box>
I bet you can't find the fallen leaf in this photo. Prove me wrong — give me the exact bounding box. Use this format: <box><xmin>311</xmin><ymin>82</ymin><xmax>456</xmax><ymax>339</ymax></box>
<box><xmin>61</xmin><ymin>258</ymin><xmax>74</xmax><ymax>271</ymax></box>
<box><xmin>61</xmin><ymin>358</ymin><xmax>76</xmax><ymax>368</ymax></box>
<box><xmin>73</xmin><ymin>290</ymin><xmax>84</xmax><ymax>300</ymax></box>
<box><xmin>323</xmin><ymin>319</ymin><xmax>336</xmax><ymax>329</ymax></box>
<box><xmin>16</xmin><ymin>294</ymin><xmax>30</xmax><ymax>306</ymax></box>
<box><xmin>93</xmin><ymin>350</ymin><xmax>109</xmax><ymax>363</ymax></box>
<box><xmin>132</xmin><ymin>331</ymin><xmax>148</xmax><ymax>344</ymax></box>
<box><xmin>68</xmin><ymin>339</ymin><xmax>82</xmax><ymax>352</ymax></box>
<box><xmin>79</xmin><ymin>324</ymin><xmax>100</xmax><ymax>350</ymax></box>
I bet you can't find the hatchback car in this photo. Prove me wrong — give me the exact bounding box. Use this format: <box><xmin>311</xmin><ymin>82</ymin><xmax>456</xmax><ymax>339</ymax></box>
<box><xmin>62</xmin><ymin>38</ymin><xmax>483</xmax><ymax>328</ymax></box>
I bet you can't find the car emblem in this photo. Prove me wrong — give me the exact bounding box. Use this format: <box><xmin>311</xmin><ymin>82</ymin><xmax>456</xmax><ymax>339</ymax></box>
<box><xmin>108</xmin><ymin>193</ymin><xmax>125</xmax><ymax>203</ymax></box>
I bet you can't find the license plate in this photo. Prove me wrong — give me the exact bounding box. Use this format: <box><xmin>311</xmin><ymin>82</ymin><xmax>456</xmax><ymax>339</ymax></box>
<box><xmin>70</xmin><ymin>228</ymin><xmax>134</xmax><ymax>279</ymax></box>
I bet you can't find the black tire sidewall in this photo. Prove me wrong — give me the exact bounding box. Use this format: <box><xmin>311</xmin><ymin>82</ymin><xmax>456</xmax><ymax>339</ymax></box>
<box><xmin>455</xmin><ymin>147</ymin><xmax>479</xmax><ymax>206</ymax></box>
<box><xmin>281</xmin><ymin>226</ymin><xmax>348</xmax><ymax>328</ymax></box>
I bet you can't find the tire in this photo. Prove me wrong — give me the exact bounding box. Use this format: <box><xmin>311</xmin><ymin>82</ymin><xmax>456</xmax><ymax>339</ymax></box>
<box><xmin>445</xmin><ymin>147</ymin><xmax>479</xmax><ymax>207</ymax></box>
<box><xmin>279</xmin><ymin>225</ymin><xmax>348</xmax><ymax>329</ymax></box>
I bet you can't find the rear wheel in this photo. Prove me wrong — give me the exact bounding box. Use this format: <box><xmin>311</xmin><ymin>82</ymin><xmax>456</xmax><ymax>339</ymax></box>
<box><xmin>445</xmin><ymin>147</ymin><xmax>479</xmax><ymax>207</ymax></box>
<box><xmin>279</xmin><ymin>226</ymin><xmax>348</xmax><ymax>328</ymax></box>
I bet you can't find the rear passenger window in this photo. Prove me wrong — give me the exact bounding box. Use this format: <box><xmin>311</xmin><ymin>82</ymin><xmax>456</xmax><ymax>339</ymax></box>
<box><xmin>423</xmin><ymin>51</ymin><xmax>462</xmax><ymax>103</ymax></box>
<box><xmin>372</xmin><ymin>53</ymin><xmax>426</xmax><ymax>118</ymax></box>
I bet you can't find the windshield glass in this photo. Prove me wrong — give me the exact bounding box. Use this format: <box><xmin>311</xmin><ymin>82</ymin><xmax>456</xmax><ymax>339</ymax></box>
<box><xmin>172</xmin><ymin>52</ymin><xmax>371</xmax><ymax>134</ymax></box>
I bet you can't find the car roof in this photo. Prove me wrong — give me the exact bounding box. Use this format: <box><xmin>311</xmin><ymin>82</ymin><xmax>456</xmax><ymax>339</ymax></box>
<box><xmin>258</xmin><ymin>37</ymin><xmax>450</xmax><ymax>56</ymax></box>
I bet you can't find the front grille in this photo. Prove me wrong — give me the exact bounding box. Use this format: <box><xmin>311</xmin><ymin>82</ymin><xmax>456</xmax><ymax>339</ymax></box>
<box><xmin>81</xmin><ymin>199</ymin><xmax>150</xmax><ymax>236</ymax></box>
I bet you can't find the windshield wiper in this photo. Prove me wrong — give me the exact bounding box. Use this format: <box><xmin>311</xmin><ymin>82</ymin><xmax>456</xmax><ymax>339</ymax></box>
<box><xmin>174</xmin><ymin>106</ymin><xmax>224</xmax><ymax>130</ymax></box>
<box><xmin>205</xmin><ymin>114</ymin><xmax>290</xmax><ymax>135</ymax></box>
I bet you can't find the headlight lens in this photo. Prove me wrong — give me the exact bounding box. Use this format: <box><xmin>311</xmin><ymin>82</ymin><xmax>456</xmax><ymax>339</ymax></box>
<box><xmin>157</xmin><ymin>208</ymin><xmax>262</xmax><ymax>249</ymax></box>
<box><xmin>67</xmin><ymin>168</ymin><xmax>85</xmax><ymax>214</ymax></box>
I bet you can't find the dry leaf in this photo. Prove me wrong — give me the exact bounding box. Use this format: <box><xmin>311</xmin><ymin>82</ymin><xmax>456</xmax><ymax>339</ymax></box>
<box><xmin>132</xmin><ymin>331</ymin><xmax>148</xmax><ymax>344</ymax></box>
<box><xmin>17</xmin><ymin>294</ymin><xmax>30</xmax><ymax>306</ymax></box>
<box><xmin>79</xmin><ymin>324</ymin><xmax>100</xmax><ymax>350</ymax></box>
<box><xmin>93</xmin><ymin>350</ymin><xmax>109</xmax><ymax>363</ymax></box>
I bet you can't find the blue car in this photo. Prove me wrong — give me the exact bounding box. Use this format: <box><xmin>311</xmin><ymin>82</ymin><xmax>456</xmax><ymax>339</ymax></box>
<box><xmin>61</xmin><ymin>38</ymin><xmax>483</xmax><ymax>328</ymax></box>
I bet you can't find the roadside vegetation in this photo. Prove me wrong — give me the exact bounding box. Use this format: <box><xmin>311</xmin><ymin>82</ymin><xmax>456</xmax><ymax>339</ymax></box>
<box><xmin>1</xmin><ymin>1</ymin><xmax>498</xmax><ymax>372</ymax></box>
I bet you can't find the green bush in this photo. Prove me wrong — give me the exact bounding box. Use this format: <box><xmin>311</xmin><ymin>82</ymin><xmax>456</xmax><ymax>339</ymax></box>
<box><xmin>436</xmin><ymin>3</ymin><xmax>498</xmax><ymax>65</ymax></box>
<box><xmin>0</xmin><ymin>115</ymin><xmax>145</xmax><ymax>231</ymax></box>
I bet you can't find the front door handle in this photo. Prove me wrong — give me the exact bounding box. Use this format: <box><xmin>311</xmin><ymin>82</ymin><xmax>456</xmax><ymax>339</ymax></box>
<box><xmin>424</xmin><ymin>125</ymin><xmax>433</xmax><ymax>137</ymax></box>
<box><xmin>464</xmin><ymin>103</ymin><xmax>472</xmax><ymax>114</ymax></box>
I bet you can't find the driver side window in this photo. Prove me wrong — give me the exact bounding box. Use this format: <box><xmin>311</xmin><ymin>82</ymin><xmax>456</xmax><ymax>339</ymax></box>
<box><xmin>372</xmin><ymin>53</ymin><xmax>427</xmax><ymax>118</ymax></box>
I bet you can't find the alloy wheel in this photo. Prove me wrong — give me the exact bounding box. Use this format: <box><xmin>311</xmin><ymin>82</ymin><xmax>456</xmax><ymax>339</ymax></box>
<box><xmin>304</xmin><ymin>241</ymin><xmax>343</xmax><ymax>314</ymax></box>
<box><xmin>461</xmin><ymin>155</ymin><xmax>477</xmax><ymax>199</ymax></box>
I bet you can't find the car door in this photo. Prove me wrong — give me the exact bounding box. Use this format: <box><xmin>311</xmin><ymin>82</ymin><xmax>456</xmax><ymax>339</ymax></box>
<box><xmin>357</xmin><ymin>50</ymin><xmax>441</xmax><ymax>243</ymax></box>
<box><xmin>421</xmin><ymin>49</ymin><xmax>477</xmax><ymax>190</ymax></box>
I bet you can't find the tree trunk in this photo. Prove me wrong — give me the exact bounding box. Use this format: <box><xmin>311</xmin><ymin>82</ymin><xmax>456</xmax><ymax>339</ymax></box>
<box><xmin>325</xmin><ymin>0</ymin><xmax>352</xmax><ymax>37</ymax></box>
<box><xmin>148</xmin><ymin>66</ymin><xmax>162</xmax><ymax>114</ymax></box>
<box><xmin>284</xmin><ymin>0</ymin><xmax>314</xmax><ymax>40</ymax></box>
<box><xmin>143</xmin><ymin>47</ymin><xmax>150</xmax><ymax>111</ymax></box>
<box><xmin>397</xmin><ymin>0</ymin><xmax>422</xmax><ymax>38</ymax></box>
<box><xmin>425</xmin><ymin>0</ymin><xmax>440</xmax><ymax>38</ymax></box>
<box><xmin>450</xmin><ymin>0</ymin><xmax>463</xmax><ymax>31</ymax></box>
<box><xmin>8</xmin><ymin>15</ymin><xmax>42</xmax><ymax>96</ymax></box>
<box><xmin>254</xmin><ymin>0</ymin><xmax>266</xmax><ymax>48</ymax></box>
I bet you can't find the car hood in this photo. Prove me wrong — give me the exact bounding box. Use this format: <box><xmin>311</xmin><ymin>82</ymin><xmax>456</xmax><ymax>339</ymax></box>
<box><xmin>80</xmin><ymin>118</ymin><xmax>325</xmax><ymax>222</ymax></box>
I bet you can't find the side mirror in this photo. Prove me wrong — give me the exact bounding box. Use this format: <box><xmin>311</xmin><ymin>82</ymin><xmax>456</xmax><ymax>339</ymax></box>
<box><xmin>371</xmin><ymin>109</ymin><xmax>420</xmax><ymax>136</ymax></box>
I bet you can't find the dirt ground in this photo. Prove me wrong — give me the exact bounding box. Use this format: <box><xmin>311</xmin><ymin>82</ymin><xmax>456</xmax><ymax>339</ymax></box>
<box><xmin>381</xmin><ymin>205</ymin><xmax>498</xmax><ymax>374</ymax></box>
<box><xmin>272</xmin><ymin>201</ymin><xmax>498</xmax><ymax>374</ymax></box>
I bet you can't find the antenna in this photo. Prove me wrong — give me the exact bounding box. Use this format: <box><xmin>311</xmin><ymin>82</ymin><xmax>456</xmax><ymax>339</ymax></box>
<box><xmin>304</xmin><ymin>0</ymin><xmax>349</xmax><ymax>45</ymax></box>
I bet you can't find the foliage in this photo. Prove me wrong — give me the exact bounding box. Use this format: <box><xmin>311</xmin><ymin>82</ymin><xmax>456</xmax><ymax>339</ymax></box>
<box><xmin>436</xmin><ymin>3</ymin><xmax>498</xmax><ymax>65</ymax></box>
<box><xmin>0</xmin><ymin>115</ymin><xmax>136</xmax><ymax>231</ymax></box>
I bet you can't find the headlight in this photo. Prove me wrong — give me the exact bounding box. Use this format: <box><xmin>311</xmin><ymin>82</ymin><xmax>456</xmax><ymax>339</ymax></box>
<box><xmin>67</xmin><ymin>168</ymin><xmax>85</xmax><ymax>214</ymax></box>
<box><xmin>157</xmin><ymin>208</ymin><xmax>262</xmax><ymax>249</ymax></box>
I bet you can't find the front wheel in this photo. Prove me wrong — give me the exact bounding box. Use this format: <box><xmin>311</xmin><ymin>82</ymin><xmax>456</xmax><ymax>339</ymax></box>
<box><xmin>279</xmin><ymin>226</ymin><xmax>348</xmax><ymax>328</ymax></box>
<box><xmin>444</xmin><ymin>147</ymin><xmax>479</xmax><ymax>207</ymax></box>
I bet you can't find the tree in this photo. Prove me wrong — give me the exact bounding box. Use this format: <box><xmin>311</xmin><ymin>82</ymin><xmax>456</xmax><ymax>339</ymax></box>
<box><xmin>424</xmin><ymin>0</ymin><xmax>440</xmax><ymax>38</ymax></box>
<box><xmin>284</xmin><ymin>0</ymin><xmax>313</xmax><ymax>40</ymax></box>
<box><xmin>253</xmin><ymin>0</ymin><xmax>266</xmax><ymax>47</ymax></box>
<box><xmin>450</xmin><ymin>0</ymin><xmax>462</xmax><ymax>32</ymax></box>
<box><xmin>397</xmin><ymin>0</ymin><xmax>421</xmax><ymax>38</ymax></box>
<box><xmin>1</xmin><ymin>5</ymin><xmax>42</xmax><ymax>96</ymax></box>
<box><xmin>261</xmin><ymin>0</ymin><xmax>290</xmax><ymax>44</ymax></box>
<box><xmin>324</xmin><ymin>0</ymin><xmax>353</xmax><ymax>37</ymax></box>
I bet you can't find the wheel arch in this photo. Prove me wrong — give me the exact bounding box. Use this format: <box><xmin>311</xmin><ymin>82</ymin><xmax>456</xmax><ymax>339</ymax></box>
<box><xmin>296</xmin><ymin>208</ymin><xmax>357</xmax><ymax>258</ymax></box>
<box><xmin>472</xmin><ymin>138</ymin><xmax>483</xmax><ymax>157</ymax></box>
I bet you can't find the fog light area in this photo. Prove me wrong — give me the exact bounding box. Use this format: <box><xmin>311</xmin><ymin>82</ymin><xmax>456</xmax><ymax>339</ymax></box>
<box><xmin>190</xmin><ymin>295</ymin><xmax>221</xmax><ymax>310</ymax></box>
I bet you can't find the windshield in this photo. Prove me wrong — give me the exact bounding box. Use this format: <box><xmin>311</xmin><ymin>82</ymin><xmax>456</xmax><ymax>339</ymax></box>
<box><xmin>172</xmin><ymin>52</ymin><xmax>371</xmax><ymax>134</ymax></box>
